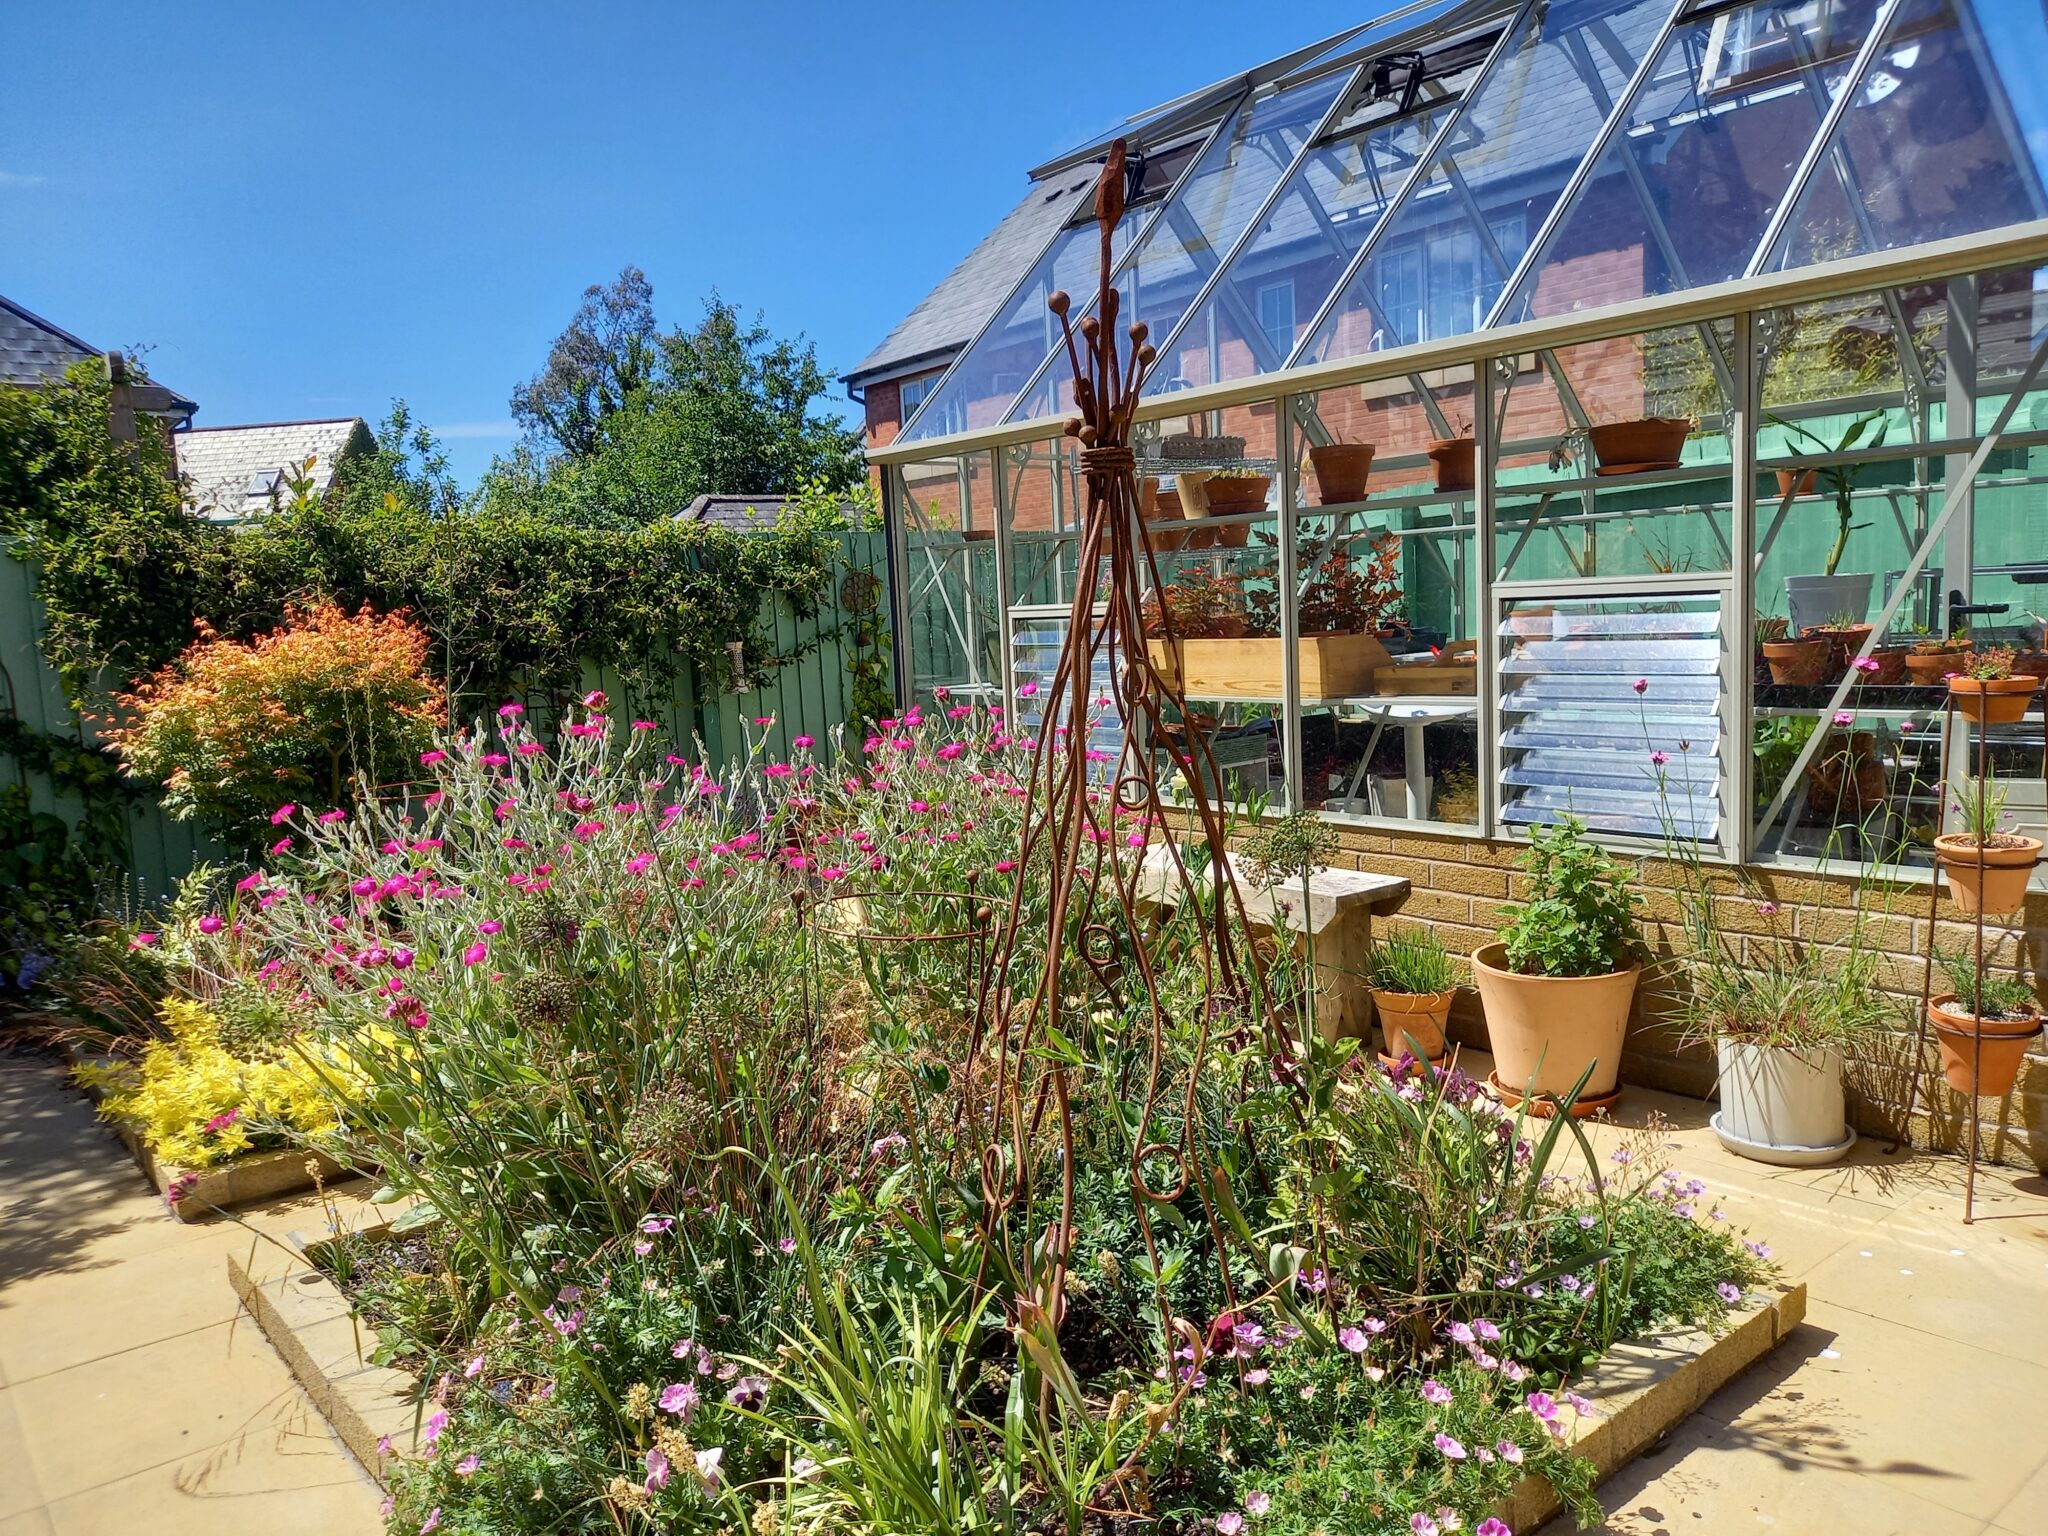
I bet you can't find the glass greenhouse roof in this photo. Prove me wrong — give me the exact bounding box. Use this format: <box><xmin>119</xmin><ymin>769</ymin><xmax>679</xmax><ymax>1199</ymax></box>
<box><xmin>892</xmin><ymin>0</ymin><xmax>2048</xmax><ymax>451</ymax></box>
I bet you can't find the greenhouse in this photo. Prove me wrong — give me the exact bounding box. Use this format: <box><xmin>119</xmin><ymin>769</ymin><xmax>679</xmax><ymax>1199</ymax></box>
<box><xmin>874</xmin><ymin>0</ymin><xmax>2048</xmax><ymax>877</ymax></box>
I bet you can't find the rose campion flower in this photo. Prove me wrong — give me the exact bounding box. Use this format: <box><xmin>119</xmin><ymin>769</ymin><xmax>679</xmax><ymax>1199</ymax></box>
<box><xmin>462</xmin><ymin>941</ymin><xmax>488</xmax><ymax>966</ymax></box>
<box><xmin>198</xmin><ymin>914</ymin><xmax>225</xmax><ymax>934</ymax></box>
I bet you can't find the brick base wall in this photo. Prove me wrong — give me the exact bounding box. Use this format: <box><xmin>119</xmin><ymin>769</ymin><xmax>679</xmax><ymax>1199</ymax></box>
<box><xmin>1313</xmin><ymin>820</ymin><xmax>2048</xmax><ymax>1172</ymax></box>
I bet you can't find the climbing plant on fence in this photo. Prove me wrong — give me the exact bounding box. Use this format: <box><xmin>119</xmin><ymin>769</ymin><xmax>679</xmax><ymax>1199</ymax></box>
<box><xmin>0</xmin><ymin>361</ymin><xmax>883</xmax><ymax>715</ymax></box>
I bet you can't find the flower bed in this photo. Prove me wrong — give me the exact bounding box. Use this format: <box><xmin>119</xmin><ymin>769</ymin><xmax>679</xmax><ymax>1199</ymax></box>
<box><xmin>141</xmin><ymin>693</ymin><xmax>1780</xmax><ymax>1535</ymax></box>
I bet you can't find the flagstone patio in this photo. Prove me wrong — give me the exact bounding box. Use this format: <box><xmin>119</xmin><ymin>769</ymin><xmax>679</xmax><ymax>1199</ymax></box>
<box><xmin>2</xmin><ymin>1048</ymin><xmax>2043</xmax><ymax>1535</ymax></box>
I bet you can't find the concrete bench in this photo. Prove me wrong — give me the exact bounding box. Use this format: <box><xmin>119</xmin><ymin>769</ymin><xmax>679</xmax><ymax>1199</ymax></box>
<box><xmin>1137</xmin><ymin>844</ymin><xmax>1412</xmax><ymax>1040</ymax></box>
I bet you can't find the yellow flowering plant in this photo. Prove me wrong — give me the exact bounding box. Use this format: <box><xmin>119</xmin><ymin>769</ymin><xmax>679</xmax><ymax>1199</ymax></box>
<box><xmin>75</xmin><ymin>998</ymin><xmax>344</xmax><ymax>1168</ymax></box>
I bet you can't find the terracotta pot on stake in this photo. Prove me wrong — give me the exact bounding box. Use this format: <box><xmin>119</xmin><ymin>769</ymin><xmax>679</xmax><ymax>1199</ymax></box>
<box><xmin>1471</xmin><ymin>942</ymin><xmax>1639</xmax><ymax>1113</ymax></box>
<box><xmin>1948</xmin><ymin>674</ymin><xmax>2042</xmax><ymax>724</ymax></box>
<box><xmin>1927</xmin><ymin>994</ymin><xmax>2043</xmax><ymax>1096</ymax></box>
<box><xmin>1933</xmin><ymin>833</ymin><xmax>2045</xmax><ymax>915</ymax></box>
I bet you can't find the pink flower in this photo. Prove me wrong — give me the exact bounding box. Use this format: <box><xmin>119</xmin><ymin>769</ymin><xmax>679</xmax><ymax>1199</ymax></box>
<box><xmin>455</xmin><ymin>1454</ymin><xmax>480</xmax><ymax>1478</ymax></box>
<box><xmin>420</xmin><ymin>1511</ymin><xmax>441</xmax><ymax>1535</ymax></box>
<box><xmin>1420</xmin><ymin>1378</ymin><xmax>1453</xmax><ymax>1406</ymax></box>
<box><xmin>422</xmin><ymin>1407</ymin><xmax>447</xmax><ymax>1451</ymax></box>
<box><xmin>632</xmin><ymin>720</ymin><xmax>657</xmax><ymax>731</ymax></box>
<box><xmin>198</xmin><ymin>914</ymin><xmax>225</xmax><ymax>934</ymax></box>
<box><xmin>694</xmin><ymin>1447</ymin><xmax>724</xmax><ymax>1491</ymax></box>
<box><xmin>627</xmin><ymin>852</ymin><xmax>655</xmax><ymax>875</ymax></box>
<box><xmin>479</xmin><ymin>920</ymin><xmax>502</xmax><ymax>936</ymax></box>
<box><xmin>1853</xmin><ymin>656</ymin><xmax>1880</xmax><ymax>674</ymax></box>
<box><xmin>1338</xmin><ymin>1326</ymin><xmax>1368</xmax><ymax>1354</ymax></box>
<box><xmin>1631</xmin><ymin>678</ymin><xmax>1648</xmax><ymax>694</ymax></box>
<box><xmin>1649</xmin><ymin>750</ymin><xmax>1668</xmax><ymax>767</ymax></box>
<box><xmin>793</xmin><ymin>734</ymin><xmax>815</xmax><ymax>749</ymax></box>
<box><xmin>464</xmin><ymin>1353</ymin><xmax>485</xmax><ymax>1379</ymax></box>
<box><xmin>498</xmin><ymin>701</ymin><xmax>525</xmax><ymax>717</ymax></box>
<box><xmin>270</xmin><ymin>803</ymin><xmax>296</xmax><ymax>825</ymax></box>
<box><xmin>1410</xmin><ymin>1516</ymin><xmax>1439</xmax><ymax>1536</ymax></box>
<box><xmin>268</xmin><ymin>836</ymin><xmax>292</xmax><ymax>856</ymax></box>
<box><xmin>763</xmin><ymin>763</ymin><xmax>793</xmax><ymax>779</ymax></box>
<box><xmin>202</xmin><ymin>1107</ymin><xmax>240</xmax><ymax>1134</ymax></box>
<box><xmin>1217</xmin><ymin>1516</ymin><xmax>1244</xmax><ymax>1536</ymax></box>
<box><xmin>1756</xmin><ymin>900</ymin><xmax>1780</xmax><ymax>916</ymax></box>
<box><xmin>420</xmin><ymin>750</ymin><xmax>448</xmax><ymax>766</ymax></box>
<box><xmin>660</xmin><ymin>1381</ymin><xmax>699</xmax><ymax>1419</ymax></box>
<box><xmin>1444</xmin><ymin>1320</ymin><xmax>1475</xmax><ymax>1345</ymax></box>
<box><xmin>1567</xmin><ymin>1392</ymin><xmax>1597</xmax><ymax>1418</ymax></box>
<box><xmin>1525</xmin><ymin>1391</ymin><xmax>1559</xmax><ymax>1422</ymax></box>
<box><xmin>583</xmin><ymin>690</ymin><xmax>607</xmax><ymax>709</ymax></box>
<box><xmin>462</xmin><ymin>941</ymin><xmax>488</xmax><ymax>967</ymax></box>
<box><xmin>644</xmin><ymin>1445</ymin><xmax>670</xmax><ymax>1493</ymax></box>
<box><xmin>1832</xmin><ymin>710</ymin><xmax>1855</xmax><ymax>726</ymax></box>
<box><xmin>130</xmin><ymin>931</ymin><xmax>159</xmax><ymax>949</ymax></box>
<box><xmin>1495</xmin><ymin>1439</ymin><xmax>1523</xmax><ymax>1464</ymax></box>
<box><xmin>1244</xmin><ymin>1490</ymin><xmax>1271</xmax><ymax>1516</ymax></box>
<box><xmin>1434</xmin><ymin>1433</ymin><xmax>1468</xmax><ymax>1460</ymax></box>
<box><xmin>1476</xmin><ymin>1522</ymin><xmax>1514</xmax><ymax>1536</ymax></box>
<box><xmin>319</xmin><ymin>809</ymin><xmax>347</xmax><ymax>824</ymax></box>
<box><xmin>1018</xmin><ymin>682</ymin><xmax>1039</xmax><ymax>697</ymax></box>
<box><xmin>236</xmin><ymin>871</ymin><xmax>266</xmax><ymax>893</ymax></box>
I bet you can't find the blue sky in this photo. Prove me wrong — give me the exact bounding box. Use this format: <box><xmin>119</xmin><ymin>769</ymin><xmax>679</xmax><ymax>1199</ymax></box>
<box><xmin>2</xmin><ymin>2</ymin><xmax>1362</xmax><ymax>484</ymax></box>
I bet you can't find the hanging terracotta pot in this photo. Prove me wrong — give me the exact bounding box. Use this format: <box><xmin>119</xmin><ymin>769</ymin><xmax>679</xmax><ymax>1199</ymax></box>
<box><xmin>1928</xmin><ymin>994</ymin><xmax>2042</xmax><ymax>1096</ymax></box>
<box><xmin>1933</xmin><ymin>832</ymin><xmax>2044</xmax><ymax>915</ymax></box>
<box><xmin>1371</xmin><ymin>986</ymin><xmax>1454</xmax><ymax>1068</ymax></box>
<box><xmin>1588</xmin><ymin>417</ymin><xmax>1691</xmax><ymax>474</ymax></box>
<box><xmin>1309</xmin><ymin>443</ymin><xmax>1376</xmax><ymax>505</ymax></box>
<box><xmin>1948</xmin><ymin>675</ymin><xmax>2041</xmax><ymax>724</ymax></box>
<box><xmin>1427</xmin><ymin>436</ymin><xmax>1475</xmax><ymax>492</ymax></box>
<box><xmin>1762</xmin><ymin>637</ymin><xmax>1829</xmax><ymax>685</ymax></box>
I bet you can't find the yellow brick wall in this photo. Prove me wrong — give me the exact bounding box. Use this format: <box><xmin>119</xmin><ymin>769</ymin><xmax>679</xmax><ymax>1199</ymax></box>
<box><xmin>1315</xmin><ymin>820</ymin><xmax>2048</xmax><ymax>1172</ymax></box>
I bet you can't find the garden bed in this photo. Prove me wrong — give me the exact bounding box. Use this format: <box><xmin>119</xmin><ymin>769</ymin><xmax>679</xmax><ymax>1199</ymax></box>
<box><xmin>233</xmin><ymin>1218</ymin><xmax>1806</xmax><ymax>1523</ymax></box>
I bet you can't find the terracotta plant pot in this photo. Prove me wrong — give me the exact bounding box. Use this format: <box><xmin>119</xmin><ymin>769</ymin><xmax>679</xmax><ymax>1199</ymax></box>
<box><xmin>1804</xmin><ymin>730</ymin><xmax>1888</xmax><ymax>817</ymax></box>
<box><xmin>1427</xmin><ymin>436</ymin><xmax>1475</xmax><ymax>493</ymax></box>
<box><xmin>2015</xmin><ymin>651</ymin><xmax>2048</xmax><ymax>683</ymax></box>
<box><xmin>1588</xmin><ymin>416</ymin><xmax>1691</xmax><ymax>474</ymax></box>
<box><xmin>1214</xmin><ymin>519</ymin><xmax>1252</xmax><ymax>549</ymax></box>
<box><xmin>1471</xmin><ymin>942</ymin><xmax>1639</xmax><ymax>1105</ymax></box>
<box><xmin>1904</xmin><ymin>647</ymin><xmax>1967</xmax><ymax>685</ymax></box>
<box><xmin>1371</xmin><ymin>986</ymin><xmax>1455</xmax><ymax>1065</ymax></box>
<box><xmin>1866</xmin><ymin>644</ymin><xmax>1910</xmax><ymax>685</ymax></box>
<box><xmin>1774</xmin><ymin>468</ymin><xmax>1818</xmax><ymax>498</ymax></box>
<box><xmin>1933</xmin><ymin>832</ymin><xmax>2044</xmax><ymax>916</ymax></box>
<box><xmin>1309</xmin><ymin>443</ymin><xmax>1376</xmax><ymax>505</ymax></box>
<box><xmin>961</xmin><ymin>528</ymin><xmax>996</xmax><ymax>543</ymax></box>
<box><xmin>1202</xmin><ymin>475</ymin><xmax>1271</xmax><ymax>515</ymax></box>
<box><xmin>1928</xmin><ymin>994</ymin><xmax>2042</xmax><ymax>1097</ymax></box>
<box><xmin>1762</xmin><ymin>637</ymin><xmax>1830</xmax><ymax>685</ymax></box>
<box><xmin>1948</xmin><ymin>675</ymin><xmax>2041</xmax><ymax>724</ymax></box>
<box><xmin>1142</xmin><ymin>492</ymin><xmax>1189</xmax><ymax>554</ymax></box>
<box><xmin>1811</xmin><ymin>623</ymin><xmax>1874</xmax><ymax>676</ymax></box>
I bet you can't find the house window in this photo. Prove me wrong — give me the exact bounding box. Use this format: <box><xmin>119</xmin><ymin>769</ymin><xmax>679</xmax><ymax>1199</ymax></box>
<box><xmin>1375</xmin><ymin>213</ymin><xmax>1529</xmax><ymax>344</ymax></box>
<box><xmin>1255</xmin><ymin>279</ymin><xmax>1296</xmax><ymax>362</ymax></box>
<box><xmin>898</xmin><ymin>371</ymin><xmax>964</xmax><ymax>436</ymax></box>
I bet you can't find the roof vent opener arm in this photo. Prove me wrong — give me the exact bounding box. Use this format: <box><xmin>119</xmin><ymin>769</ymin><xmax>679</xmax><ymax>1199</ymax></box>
<box><xmin>1371</xmin><ymin>51</ymin><xmax>1429</xmax><ymax>114</ymax></box>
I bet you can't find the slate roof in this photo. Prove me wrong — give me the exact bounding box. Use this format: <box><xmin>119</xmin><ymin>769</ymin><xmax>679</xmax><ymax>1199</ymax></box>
<box><xmin>176</xmin><ymin>418</ymin><xmax>373</xmax><ymax>522</ymax></box>
<box><xmin>0</xmin><ymin>293</ymin><xmax>198</xmax><ymax>417</ymax></box>
<box><xmin>676</xmin><ymin>494</ymin><xmax>863</xmax><ymax>532</ymax></box>
<box><xmin>843</xmin><ymin>179</ymin><xmax>1081</xmax><ymax>388</ymax></box>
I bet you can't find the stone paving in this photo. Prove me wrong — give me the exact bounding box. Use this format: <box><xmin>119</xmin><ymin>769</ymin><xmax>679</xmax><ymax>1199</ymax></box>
<box><xmin>3</xmin><ymin>1048</ymin><xmax>2046</xmax><ymax>1535</ymax></box>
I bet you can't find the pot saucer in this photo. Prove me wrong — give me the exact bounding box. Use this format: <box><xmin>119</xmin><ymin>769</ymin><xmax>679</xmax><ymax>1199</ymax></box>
<box><xmin>1709</xmin><ymin>1112</ymin><xmax>1857</xmax><ymax>1168</ymax></box>
<box><xmin>1486</xmin><ymin>1072</ymin><xmax>1621</xmax><ymax>1119</ymax></box>
<box><xmin>1594</xmin><ymin>460</ymin><xmax>1682</xmax><ymax>477</ymax></box>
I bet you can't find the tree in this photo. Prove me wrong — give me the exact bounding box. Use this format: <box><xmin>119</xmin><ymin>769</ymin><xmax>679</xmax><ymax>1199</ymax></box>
<box><xmin>488</xmin><ymin>272</ymin><xmax>863</xmax><ymax>526</ymax></box>
<box><xmin>510</xmin><ymin>266</ymin><xmax>661</xmax><ymax>458</ymax></box>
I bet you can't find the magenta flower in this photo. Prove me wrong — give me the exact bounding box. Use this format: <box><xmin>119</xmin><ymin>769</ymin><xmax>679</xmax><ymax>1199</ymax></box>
<box><xmin>478</xmin><ymin>919</ymin><xmax>503</xmax><ymax>936</ymax></box>
<box><xmin>1525</xmin><ymin>1391</ymin><xmax>1559</xmax><ymax>1422</ymax></box>
<box><xmin>319</xmin><ymin>808</ymin><xmax>347</xmax><ymax>824</ymax></box>
<box><xmin>632</xmin><ymin>719</ymin><xmax>657</xmax><ymax>731</ymax></box>
<box><xmin>198</xmin><ymin>914</ymin><xmax>225</xmax><ymax>935</ymax></box>
<box><xmin>1832</xmin><ymin>710</ymin><xmax>1855</xmax><ymax>726</ymax></box>
<box><xmin>462</xmin><ymin>941</ymin><xmax>488</xmax><ymax>967</ymax></box>
<box><xmin>420</xmin><ymin>750</ymin><xmax>447</xmax><ymax>766</ymax></box>
<box><xmin>1495</xmin><ymin>1439</ymin><xmax>1523</xmax><ymax>1465</ymax></box>
<box><xmin>1477</xmin><ymin>1521</ymin><xmax>1514</xmax><ymax>1536</ymax></box>
<box><xmin>627</xmin><ymin>852</ymin><xmax>655</xmax><ymax>875</ymax></box>
<box><xmin>455</xmin><ymin>1454</ymin><xmax>480</xmax><ymax>1478</ymax></box>
<box><xmin>793</xmin><ymin>734</ymin><xmax>815</xmax><ymax>749</ymax></box>
<box><xmin>1434</xmin><ymin>1433</ymin><xmax>1468</xmax><ymax>1460</ymax></box>
<box><xmin>1632</xmin><ymin>678</ymin><xmax>1648</xmax><ymax>694</ymax></box>
<box><xmin>1649</xmin><ymin>750</ymin><xmax>1668</xmax><ymax>767</ymax></box>
<box><xmin>270</xmin><ymin>803</ymin><xmax>296</xmax><ymax>825</ymax></box>
<box><xmin>235</xmin><ymin>871</ymin><xmax>266</xmax><ymax>893</ymax></box>
<box><xmin>1444</xmin><ymin>1320</ymin><xmax>1475</xmax><ymax>1345</ymax></box>
<box><xmin>130</xmin><ymin>931</ymin><xmax>159</xmax><ymax>949</ymax></box>
<box><xmin>422</xmin><ymin>1407</ymin><xmax>447</xmax><ymax>1451</ymax></box>
<box><xmin>498</xmin><ymin>702</ymin><xmax>525</xmax><ymax>717</ymax></box>
<box><xmin>1410</xmin><ymin>1516</ymin><xmax>1439</xmax><ymax>1536</ymax></box>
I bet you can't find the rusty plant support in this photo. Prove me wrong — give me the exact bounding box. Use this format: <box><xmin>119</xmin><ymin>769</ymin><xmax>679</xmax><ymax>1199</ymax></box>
<box><xmin>964</xmin><ymin>140</ymin><xmax>1280</xmax><ymax>1360</ymax></box>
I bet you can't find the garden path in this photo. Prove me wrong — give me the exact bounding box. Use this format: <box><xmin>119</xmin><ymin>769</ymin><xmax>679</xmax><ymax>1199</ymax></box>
<box><xmin>0</xmin><ymin>1053</ymin><xmax>382</xmax><ymax>1535</ymax></box>
<box><xmin>3</xmin><ymin>1050</ymin><xmax>2045</xmax><ymax>1535</ymax></box>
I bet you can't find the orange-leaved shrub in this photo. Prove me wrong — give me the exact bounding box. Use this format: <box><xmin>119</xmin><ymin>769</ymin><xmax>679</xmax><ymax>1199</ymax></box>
<box><xmin>108</xmin><ymin>603</ymin><xmax>445</xmax><ymax>848</ymax></box>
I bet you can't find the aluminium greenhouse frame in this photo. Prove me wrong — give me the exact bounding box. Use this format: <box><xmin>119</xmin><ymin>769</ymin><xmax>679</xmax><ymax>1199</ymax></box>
<box><xmin>875</xmin><ymin>0</ymin><xmax>2048</xmax><ymax>873</ymax></box>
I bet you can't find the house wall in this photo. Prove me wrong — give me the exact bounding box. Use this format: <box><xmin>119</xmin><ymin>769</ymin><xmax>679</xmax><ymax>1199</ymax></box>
<box><xmin>1300</xmin><ymin>816</ymin><xmax>2048</xmax><ymax>1172</ymax></box>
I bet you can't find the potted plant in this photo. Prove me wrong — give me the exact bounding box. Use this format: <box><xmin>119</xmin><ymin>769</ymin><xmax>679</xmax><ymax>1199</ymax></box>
<box><xmin>1865</xmin><ymin>636</ymin><xmax>1911</xmax><ymax>685</ymax></box>
<box><xmin>1308</xmin><ymin>439</ymin><xmax>1375</xmax><ymax>505</ymax></box>
<box><xmin>1948</xmin><ymin>644</ymin><xmax>2042</xmax><ymax>724</ymax></box>
<box><xmin>1768</xmin><ymin>408</ymin><xmax>1888</xmax><ymax>633</ymax></box>
<box><xmin>1803</xmin><ymin>727</ymin><xmax>1889</xmax><ymax>819</ymax></box>
<box><xmin>1435</xmin><ymin>767</ymin><xmax>1479</xmax><ymax>824</ymax></box>
<box><xmin>1201</xmin><ymin>466</ymin><xmax>1272</xmax><ymax>518</ymax></box>
<box><xmin>2017</xmin><ymin>611</ymin><xmax>2048</xmax><ymax>681</ymax></box>
<box><xmin>1904</xmin><ymin>628</ymin><xmax>1970</xmax><ymax>685</ymax></box>
<box><xmin>1928</xmin><ymin>950</ymin><xmax>2043</xmax><ymax>1097</ymax></box>
<box><xmin>1808</xmin><ymin>610</ymin><xmax>1874</xmax><ymax>676</ymax></box>
<box><xmin>1585</xmin><ymin>415</ymin><xmax>1694</xmax><ymax>475</ymax></box>
<box><xmin>1758</xmin><ymin>615</ymin><xmax>1829</xmax><ymax>686</ymax></box>
<box><xmin>1934</xmin><ymin>772</ymin><xmax>2044</xmax><ymax>915</ymax></box>
<box><xmin>1141</xmin><ymin>478</ymin><xmax>1189</xmax><ymax>553</ymax></box>
<box><xmin>1471</xmin><ymin>816</ymin><xmax>1644</xmax><ymax>1113</ymax></box>
<box><xmin>1426</xmin><ymin>422</ymin><xmax>1474</xmax><ymax>493</ymax></box>
<box><xmin>1367</xmin><ymin>926</ymin><xmax>1458</xmax><ymax>1071</ymax></box>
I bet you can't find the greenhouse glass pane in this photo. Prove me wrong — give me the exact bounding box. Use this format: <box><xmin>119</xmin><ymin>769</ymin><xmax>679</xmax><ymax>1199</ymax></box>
<box><xmin>1149</xmin><ymin>92</ymin><xmax>1457</xmax><ymax>394</ymax></box>
<box><xmin>1286</xmin><ymin>0</ymin><xmax>1475</xmax><ymax>77</ymax></box>
<box><xmin>1766</xmin><ymin>0</ymin><xmax>2048</xmax><ymax>270</ymax></box>
<box><xmin>1008</xmin><ymin>71</ymin><xmax>1354</xmax><ymax>425</ymax></box>
<box><xmin>1300</xmin><ymin>0</ymin><xmax>1678</xmax><ymax>363</ymax></box>
<box><xmin>1501</xmin><ymin>0</ymin><xmax>1882</xmax><ymax>322</ymax></box>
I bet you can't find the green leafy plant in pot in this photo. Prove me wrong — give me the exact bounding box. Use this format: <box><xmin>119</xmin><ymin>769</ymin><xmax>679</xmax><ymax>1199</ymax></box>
<box><xmin>1366</xmin><ymin>925</ymin><xmax>1459</xmax><ymax>1070</ymax></box>
<box><xmin>1933</xmin><ymin>771</ymin><xmax>2044</xmax><ymax>916</ymax></box>
<box><xmin>1769</xmin><ymin>408</ymin><xmax>1887</xmax><ymax>634</ymax></box>
<box><xmin>1472</xmin><ymin>816</ymin><xmax>1644</xmax><ymax>1113</ymax></box>
<box><xmin>1928</xmin><ymin>949</ymin><xmax>2043</xmax><ymax>1097</ymax></box>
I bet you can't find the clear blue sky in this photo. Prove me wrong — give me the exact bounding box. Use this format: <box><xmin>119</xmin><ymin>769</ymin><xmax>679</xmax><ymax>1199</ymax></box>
<box><xmin>2</xmin><ymin>2</ymin><xmax>1362</xmax><ymax>484</ymax></box>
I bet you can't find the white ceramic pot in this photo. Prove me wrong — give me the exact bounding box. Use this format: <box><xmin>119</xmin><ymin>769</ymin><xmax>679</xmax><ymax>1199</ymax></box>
<box><xmin>1711</xmin><ymin>1041</ymin><xmax>1855</xmax><ymax>1166</ymax></box>
<box><xmin>1783</xmin><ymin>572</ymin><xmax>1873</xmax><ymax>636</ymax></box>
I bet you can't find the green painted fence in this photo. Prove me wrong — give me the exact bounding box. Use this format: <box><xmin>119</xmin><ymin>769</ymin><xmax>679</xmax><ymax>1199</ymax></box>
<box><xmin>1</xmin><ymin>530</ymin><xmax>892</xmax><ymax>907</ymax></box>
